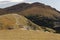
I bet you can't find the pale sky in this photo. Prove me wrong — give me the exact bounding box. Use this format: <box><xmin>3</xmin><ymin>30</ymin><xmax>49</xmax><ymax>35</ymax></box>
<box><xmin>0</xmin><ymin>0</ymin><xmax>60</xmax><ymax>11</ymax></box>
<box><xmin>0</xmin><ymin>0</ymin><xmax>25</xmax><ymax>2</ymax></box>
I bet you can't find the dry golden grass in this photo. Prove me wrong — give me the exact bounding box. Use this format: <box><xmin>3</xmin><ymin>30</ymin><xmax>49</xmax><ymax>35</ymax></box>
<box><xmin>0</xmin><ymin>14</ymin><xmax>29</xmax><ymax>29</ymax></box>
<box><xmin>0</xmin><ymin>29</ymin><xmax>60</xmax><ymax>40</ymax></box>
<box><xmin>0</xmin><ymin>14</ymin><xmax>43</xmax><ymax>30</ymax></box>
<box><xmin>0</xmin><ymin>14</ymin><xmax>59</xmax><ymax>40</ymax></box>
<box><xmin>0</xmin><ymin>14</ymin><xmax>55</xmax><ymax>32</ymax></box>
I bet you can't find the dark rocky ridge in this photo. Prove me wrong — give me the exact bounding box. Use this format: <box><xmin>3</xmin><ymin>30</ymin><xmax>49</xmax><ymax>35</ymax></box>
<box><xmin>4</xmin><ymin>2</ymin><xmax>60</xmax><ymax>13</ymax></box>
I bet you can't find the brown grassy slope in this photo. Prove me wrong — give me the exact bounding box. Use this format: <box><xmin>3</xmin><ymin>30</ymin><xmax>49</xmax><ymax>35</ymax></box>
<box><xmin>0</xmin><ymin>14</ymin><xmax>55</xmax><ymax>32</ymax></box>
<box><xmin>19</xmin><ymin>6</ymin><xmax>60</xmax><ymax>33</ymax></box>
<box><xmin>2</xmin><ymin>2</ymin><xmax>60</xmax><ymax>20</ymax></box>
<box><xmin>0</xmin><ymin>14</ymin><xmax>32</xmax><ymax>29</ymax></box>
<box><xmin>0</xmin><ymin>29</ymin><xmax>60</xmax><ymax>40</ymax></box>
<box><xmin>20</xmin><ymin>6</ymin><xmax>60</xmax><ymax>20</ymax></box>
<box><xmin>0</xmin><ymin>14</ymin><xmax>35</xmax><ymax>30</ymax></box>
<box><xmin>0</xmin><ymin>14</ymin><xmax>41</xmax><ymax>30</ymax></box>
<box><xmin>3</xmin><ymin>2</ymin><xmax>60</xmax><ymax>33</ymax></box>
<box><xmin>4</xmin><ymin>2</ymin><xmax>60</xmax><ymax>14</ymax></box>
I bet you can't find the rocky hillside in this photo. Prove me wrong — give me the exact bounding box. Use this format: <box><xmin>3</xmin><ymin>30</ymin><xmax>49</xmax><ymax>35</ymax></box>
<box><xmin>4</xmin><ymin>2</ymin><xmax>60</xmax><ymax>13</ymax></box>
<box><xmin>0</xmin><ymin>2</ymin><xmax>60</xmax><ymax>40</ymax></box>
<box><xmin>0</xmin><ymin>14</ymin><xmax>40</xmax><ymax>30</ymax></box>
<box><xmin>0</xmin><ymin>2</ymin><xmax>60</xmax><ymax>33</ymax></box>
<box><xmin>0</xmin><ymin>14</ymin><xmax>55</xmax><ymax>33</ymax></box>
<box><xmin>0</xmin><ymin>14</ymin><xmax>55</xmax><ymax>32</ymax></box>
<box><xmin>4</xmin><ymin>3</ymin><xmax>30</xmax><ymax>13</ymax></box>
<box><xmin>18</xmin><ymin>3</ymin><xmax>60</xmax><ymax>33</ymax></box>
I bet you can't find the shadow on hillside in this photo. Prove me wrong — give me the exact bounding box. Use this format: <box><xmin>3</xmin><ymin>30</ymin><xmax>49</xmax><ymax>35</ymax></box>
<box><xmin>25</xmin><ymin>15</ymin><xmax>60</xmax><ymax>33</ymax></box>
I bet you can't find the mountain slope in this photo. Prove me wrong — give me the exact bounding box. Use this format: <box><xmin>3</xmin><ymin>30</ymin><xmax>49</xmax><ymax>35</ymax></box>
<box><xmin>0</xmin><ymin>8</ymin><xmax>8</xmax><ymax>15</ymax></box>
<box><xmin>20</xmin><ymin>6</ymin><xmax>60</xmax><ymax>20</ymax></box>
<box><xmin>0</xmin><ymin>14</ymin><xmax>40</xmax><ymax>30</ymax></box>
<box><xmin>0</xmin><ymin>14</ymin><xmax>55</xmax><ymax>33</ymax></box>
<box><xmin>3</xmin><ymin>2</ymin><xmax>60</xmax><ymax>33</ymax></box>
<box><xmin>4</xmin><ymin>2</ymin><xmax>60</xmax><ymax>13</ymax></box>
<box><xmin>18</xmin><ymin>3</ymin><xmax>60</xmax><ymax>28</ymax></box>
<box><xmin>4</xmin><ymin>3</ymin><xmax>30</xmax><ymax>13</ymax></box>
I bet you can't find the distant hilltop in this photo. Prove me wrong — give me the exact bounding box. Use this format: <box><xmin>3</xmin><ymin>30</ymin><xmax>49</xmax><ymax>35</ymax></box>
<box><xmin>0</xmin><ymin>2</ymin><xmax>60</xmax><ymax>33</ymax></box>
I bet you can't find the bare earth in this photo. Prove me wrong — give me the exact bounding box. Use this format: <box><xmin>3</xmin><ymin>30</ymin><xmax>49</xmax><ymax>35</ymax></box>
<box><xmin>0</xmin><ymin>29</ymin><xmax>60</xmax><ymax>40</ymax></box>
